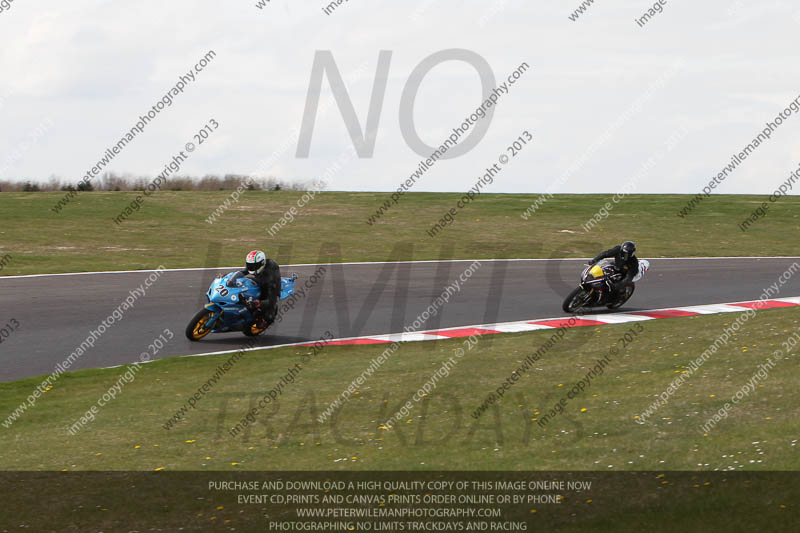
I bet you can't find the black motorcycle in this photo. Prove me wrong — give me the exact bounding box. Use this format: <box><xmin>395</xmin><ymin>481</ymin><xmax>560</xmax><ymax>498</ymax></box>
<box><xmin>562</xmin><ymin>259</ymin><xmax>649</xmax><ymax>313</ymax></box>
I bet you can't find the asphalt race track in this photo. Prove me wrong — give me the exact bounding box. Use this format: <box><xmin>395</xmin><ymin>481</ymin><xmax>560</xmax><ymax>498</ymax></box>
<box><xmin>1</xmin><ymin>257</ymin><xmax>798</xmax><ymax>381</ymax></box>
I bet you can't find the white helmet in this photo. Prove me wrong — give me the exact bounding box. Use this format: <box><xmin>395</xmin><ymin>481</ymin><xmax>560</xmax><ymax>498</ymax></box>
<box><xmin>245</xmin><ymin>250</ymin><xmax>266</xmax><ymax>274</ymax></box>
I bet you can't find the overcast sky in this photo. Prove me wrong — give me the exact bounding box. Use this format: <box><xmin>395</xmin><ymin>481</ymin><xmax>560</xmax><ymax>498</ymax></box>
<box><xmin>2</xmin><ymin>0</ymin><xmax>800</xmax><ymax>194</ymax></box>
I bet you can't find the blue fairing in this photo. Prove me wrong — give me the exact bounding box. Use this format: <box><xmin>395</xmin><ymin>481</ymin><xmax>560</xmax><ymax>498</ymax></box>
<box><xmin>280</xmin><ymin>276</ymin><xmax>296</xmax><ymax>300</ymax></box>
<box><xmin>202</xmin><ymin>271</ymin><xmax>296</xmax><ymax>333</ymax></box>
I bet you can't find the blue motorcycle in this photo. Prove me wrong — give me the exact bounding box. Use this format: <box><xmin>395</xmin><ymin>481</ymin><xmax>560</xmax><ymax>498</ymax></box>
<box><xmin>185</xmin><ymin>270</ymin><xmax>297</xmax><ymax>341</ymax></box>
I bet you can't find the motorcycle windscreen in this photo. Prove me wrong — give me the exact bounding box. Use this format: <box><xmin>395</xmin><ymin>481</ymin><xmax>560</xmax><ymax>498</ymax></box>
<box><xmin>226</xmin><ymin>271</ymin><xmax>245</xmax><ymax>287</ymax></box>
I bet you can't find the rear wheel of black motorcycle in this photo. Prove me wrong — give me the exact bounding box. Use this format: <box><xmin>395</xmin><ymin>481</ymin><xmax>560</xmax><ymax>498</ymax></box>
<box><xmin>607</xmin><ymin>284</ymin><xmax>635</xmax><ymax>309</ymax></box>
<box><xmin>563</xmin><ymin>287</ymin><xmax>590</xmax><ymax>313</ymax></box>
<box><xmin>186</xmin><ymin>309</ymin><xmax>214</xmax><ymax>341</ymax></box>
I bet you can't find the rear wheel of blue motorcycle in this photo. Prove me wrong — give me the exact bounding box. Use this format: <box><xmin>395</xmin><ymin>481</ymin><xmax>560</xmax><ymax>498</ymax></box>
<box><xmin>186</xmin><ymin>309</ymin><xmax>214</xmax><ymax>341</ymax></box>
<box><xmin>243</xmin><ymin>322</ymin><xmax>267</xmax><ymax>337</ymax></box>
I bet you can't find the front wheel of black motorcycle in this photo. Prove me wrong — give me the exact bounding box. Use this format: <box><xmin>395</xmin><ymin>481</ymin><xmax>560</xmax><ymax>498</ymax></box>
<box><xmin>563</xmin><ymin>287</ymin><xmax>590</xmax><ymax>313</ymax></box>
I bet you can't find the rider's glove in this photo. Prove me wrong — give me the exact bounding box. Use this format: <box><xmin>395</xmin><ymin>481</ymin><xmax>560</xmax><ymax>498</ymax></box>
<box><xmin>245</xmin><ymin>298</ymin><xmax>261</xmax><ymax>311</ymax></box>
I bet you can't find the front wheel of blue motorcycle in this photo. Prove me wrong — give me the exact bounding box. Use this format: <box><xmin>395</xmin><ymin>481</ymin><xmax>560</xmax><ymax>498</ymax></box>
<box><xmin>186</xmin><ymin>309</ymin><xmax>214</xmax><ymax>341</ymax></box>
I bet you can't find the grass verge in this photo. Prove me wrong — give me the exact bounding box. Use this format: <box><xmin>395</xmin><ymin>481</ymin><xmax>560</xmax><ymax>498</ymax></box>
<box><xmin>1</xmin><ymin>192</ymin><xmax>799</xmax><ymax>275</ymax></box>
<box><xmin>1</xmin><ymin>307</ymin><xmax>797</xmax><ymax>471</ymax></box>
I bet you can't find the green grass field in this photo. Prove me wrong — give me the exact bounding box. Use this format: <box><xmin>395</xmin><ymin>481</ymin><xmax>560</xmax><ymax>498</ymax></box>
<box><xmin>0</xmin><ymin>192</ymin><xmax>798</xmax><ymax>275</ymax></box>
<box><xmin>1</xmin><ymin>307</ymin><xmax>797</xmax><ymax>471</ymax></box>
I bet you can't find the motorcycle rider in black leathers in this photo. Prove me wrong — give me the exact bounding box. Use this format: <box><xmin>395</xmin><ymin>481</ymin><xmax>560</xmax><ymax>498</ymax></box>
<box><xmin>589</xmin><ymin>241</ymin><xmax>638</xmax><ymax>301</ymax></box>
<box><xmin>241</xmin><ymin>250</ymin><xmax>281</xmax><ymax>329</ymax></box>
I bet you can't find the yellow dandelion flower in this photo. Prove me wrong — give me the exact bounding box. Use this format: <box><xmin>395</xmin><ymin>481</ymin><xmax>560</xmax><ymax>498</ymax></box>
<box><xmin>185</xmin><ymin>440</ymin><xmax>196</xmax><ymax>444</ymax></box>
<box><xmin>154</xmin><ymin>467</ymin><xmax>165</xmax><ymax>471</ymax></box>
<box><xmin>580</xmin><ymin>408</ymin><xmax>587</xmax><ymax>412</ymax></box>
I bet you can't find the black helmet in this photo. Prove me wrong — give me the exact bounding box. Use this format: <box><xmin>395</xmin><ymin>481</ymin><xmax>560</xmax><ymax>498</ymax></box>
<box><xmin>620</xmin><ymin>241</ymin><xmax>636</xmax><ymax>261</ymax></box>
